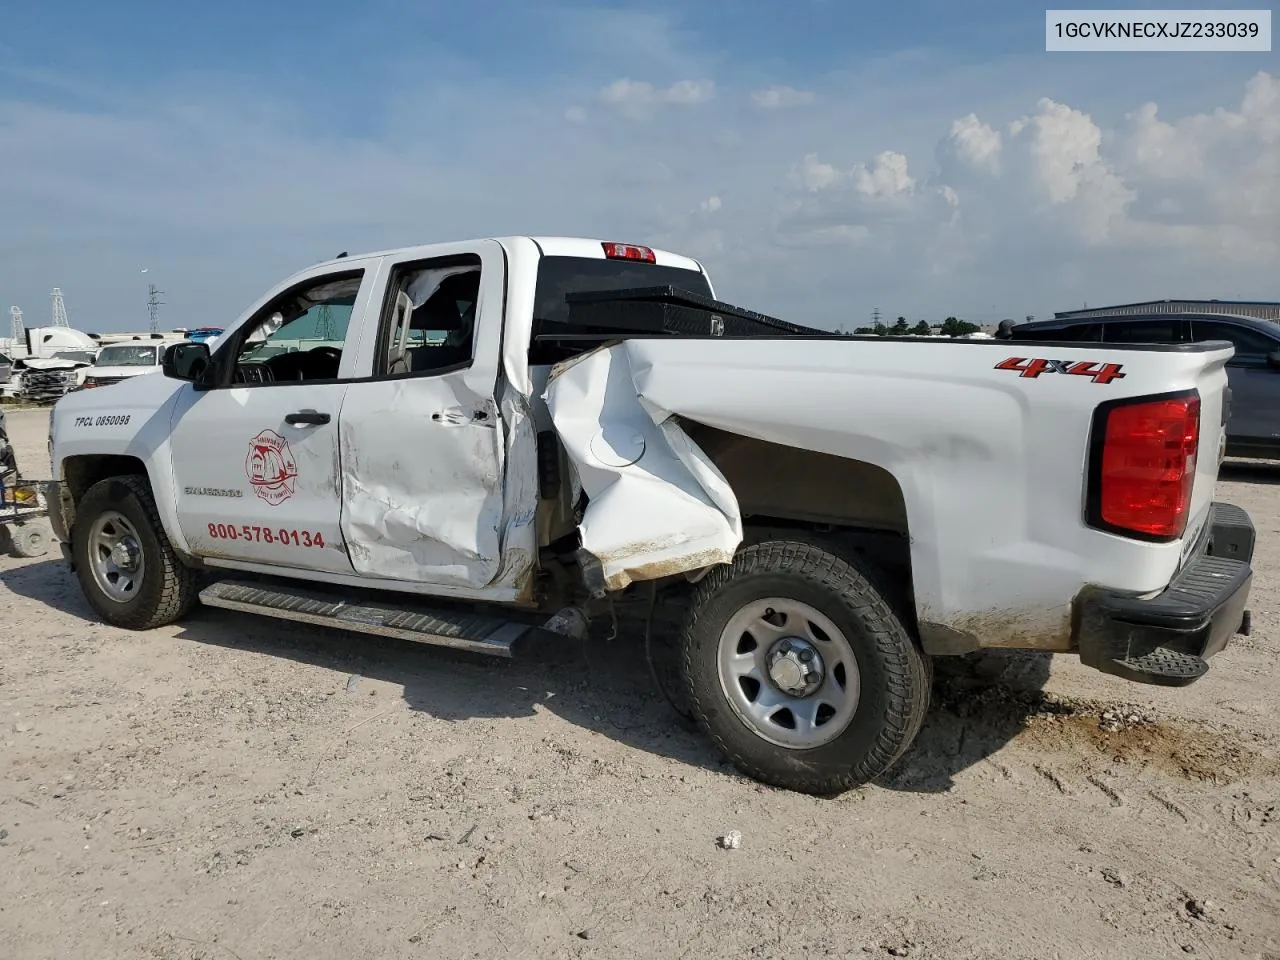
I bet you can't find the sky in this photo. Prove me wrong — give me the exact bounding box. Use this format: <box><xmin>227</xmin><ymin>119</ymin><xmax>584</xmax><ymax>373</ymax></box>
<box><xmin>0</xmin><ymin>1</ymin><xmax>1276</xmax><ymax>333</ymax></box>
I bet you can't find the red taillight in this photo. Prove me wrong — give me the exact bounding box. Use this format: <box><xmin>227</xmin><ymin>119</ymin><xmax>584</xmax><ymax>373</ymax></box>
<box><xmin>1092</xmin><ymin>392</ymin><xmax>1200</xmax><ymax>540</ymax></box>
<box><xmin>601</xmin><ymin>241</ymin><xmax>656</xmax><ymax>263</ymax></box>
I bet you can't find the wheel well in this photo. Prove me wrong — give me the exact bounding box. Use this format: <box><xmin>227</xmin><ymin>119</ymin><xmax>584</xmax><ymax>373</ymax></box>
<box><xmin>678</xmin><ymin>421</ymin><xmax>914</xmax><ymax>618</ymax></box>
<box><xmin>60</xmin><ymin>455</ymin><xmax>150</xmax><ymax>531</ymax></box>
<box><xmin>680</xmin><ymin>422</ymin><xmax>910</xmax><ymax>536</ymax></box>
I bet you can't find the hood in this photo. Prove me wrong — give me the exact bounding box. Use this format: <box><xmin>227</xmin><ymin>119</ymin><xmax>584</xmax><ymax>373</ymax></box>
<box><xmin>55</xmin><ymin>362</ymin><xmax>185</xmax><ymax>416</ymax></box>
<box><xmin>81</xmin><ymin>365</ymin><xmax>162</xmax><ymax>380</ymax></box>
<box><xmin>20</xmin><ymin>356</ymin><xmax>90</xmax><ymax>370</ymax></box>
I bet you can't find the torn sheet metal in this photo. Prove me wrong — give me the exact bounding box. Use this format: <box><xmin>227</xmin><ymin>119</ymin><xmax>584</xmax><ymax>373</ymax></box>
<box><xmin>544</xmin><ymin>344</ymin><xmax>742</xmax><ymax>591</ymax></box>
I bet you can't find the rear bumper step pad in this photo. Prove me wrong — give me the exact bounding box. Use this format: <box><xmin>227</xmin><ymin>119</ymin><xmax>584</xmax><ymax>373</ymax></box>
<box><xmin>1075</xmin><ymin>502</ymin><xmax>1255</xmax><ymax>687</ymax></box>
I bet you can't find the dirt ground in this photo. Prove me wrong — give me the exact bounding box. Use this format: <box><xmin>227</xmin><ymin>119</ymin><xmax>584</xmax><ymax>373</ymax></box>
<box><xmin>1</xmin><ymin>405</ymin><xmax>1277</xmax><ymax>960</ymax></box>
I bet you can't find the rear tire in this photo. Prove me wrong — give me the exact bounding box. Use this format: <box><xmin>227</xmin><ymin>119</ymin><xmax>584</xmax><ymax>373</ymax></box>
<box><xmin>680</xmin><ymin>539</ymin><xmax>931</xmax><ymax>795</ymax></box>
<box><xmin>72</xmin><ymin>474</ymin><xmax>199</xmax><ymax>629</ymax></box>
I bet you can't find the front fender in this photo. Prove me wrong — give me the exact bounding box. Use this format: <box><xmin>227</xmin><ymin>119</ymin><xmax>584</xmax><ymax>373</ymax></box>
<box><xmin>50</xmin><ymin>377</ymin><xmax>190</xmax><ymax>556</ymax></box>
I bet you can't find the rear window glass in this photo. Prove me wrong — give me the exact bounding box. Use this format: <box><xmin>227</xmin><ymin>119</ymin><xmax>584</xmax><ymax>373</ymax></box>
<box><xmin>530</xmin><ymin>255</ymin><xmax>714</xmax><ymax>364</ymax></box>
<box><xmin>532</xmin><ymin>256</ymin><xmax>711</xmax><ymax>327</ymax></box>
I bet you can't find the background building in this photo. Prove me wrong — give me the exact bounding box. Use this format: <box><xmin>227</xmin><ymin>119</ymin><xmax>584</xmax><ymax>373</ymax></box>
<box><xmin>1055</xmin><ymin>299</ymin><xmax>1280</xmax><ymax>322</ymax></box>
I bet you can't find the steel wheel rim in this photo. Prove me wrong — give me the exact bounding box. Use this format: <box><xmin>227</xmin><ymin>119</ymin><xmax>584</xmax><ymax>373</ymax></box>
<box><xmin>87</xmin><ymin>510</ymin><xmax>145</xmax><ymax>603</ymax></box>
<box><xmin>717</xmin><ymin>597</ymin><xmax>861</xmax><ymax>749</ymax></box>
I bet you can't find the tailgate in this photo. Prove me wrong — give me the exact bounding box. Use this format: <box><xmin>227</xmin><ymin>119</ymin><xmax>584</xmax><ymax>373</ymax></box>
<box><xmin>1176</xmin><ymin>345</ymin><xmax>1233</xmax><ymax>568</ymax></box>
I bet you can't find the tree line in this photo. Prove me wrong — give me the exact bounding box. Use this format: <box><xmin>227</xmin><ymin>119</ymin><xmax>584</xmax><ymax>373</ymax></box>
<box><xmin>841</xmin><ymin>316</ymin><xmax>982</xmax><ymax>337</ymax></box>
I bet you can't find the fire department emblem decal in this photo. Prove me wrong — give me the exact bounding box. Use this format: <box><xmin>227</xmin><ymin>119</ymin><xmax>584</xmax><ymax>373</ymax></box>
<box><xmin>246</xmin><ymin>429</ymin><xmax>298</xmax><ymax>505</ymax></box>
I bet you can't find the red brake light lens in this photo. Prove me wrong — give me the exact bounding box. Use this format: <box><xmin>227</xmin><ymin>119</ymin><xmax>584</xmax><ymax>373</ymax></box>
<box><xmin>1094</xmin><ymin>393</ymin><xmax>1200</xmax><ymax>539</ymax></box>
<box><xmin>601</xmin><ymin>241</ymin><xmax>656</xmax><ymax>263</ymax></box>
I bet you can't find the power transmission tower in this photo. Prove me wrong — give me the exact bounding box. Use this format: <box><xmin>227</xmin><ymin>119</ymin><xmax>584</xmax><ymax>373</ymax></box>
<box><xmin>147</xmin><ymin>284</ymin><xmax>164</xmax><ymax>334</ymax></box>
<box><xmin>315</xmin><ymin>304</ymin><xmax>334</xmax><ymax>340</ymax></box>
<box><xmin>871</xmin><ymin>306</ymin><xmax>882</xmax><ymax>326</ymax></box>
<box><xmin>9</xmin><ymin>306</ymin><xmax>24</xmax><ymax>344</ymax></box>
<box><xmin>51</xmin><ymin>288</ymin><xmax>69</xmax><ymax>327</ymax></box>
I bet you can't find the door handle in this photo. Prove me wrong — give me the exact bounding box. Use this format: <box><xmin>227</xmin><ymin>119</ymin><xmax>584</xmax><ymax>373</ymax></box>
<box><xmin>285</xmin><ymin>410</ymin><xmax>330</xmax><ymax>425</ymax></box>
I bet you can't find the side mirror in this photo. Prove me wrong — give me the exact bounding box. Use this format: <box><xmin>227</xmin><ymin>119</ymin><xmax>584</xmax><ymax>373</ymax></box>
<box><xmin>1267</xmin><ymin>351</ymin><xmax>1280</xmax><ymax>370</ymax></box>
<box><xmin>163</xmin><ymin>342</ymin><xmax>211</xmax><ymax>382</ymax></box>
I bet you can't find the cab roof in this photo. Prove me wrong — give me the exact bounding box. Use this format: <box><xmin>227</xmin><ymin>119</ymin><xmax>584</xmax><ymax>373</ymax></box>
<box><xmin>306</xmin><ymin>236</ymin><xmax>706</xmax><ymax>275</ymax></box>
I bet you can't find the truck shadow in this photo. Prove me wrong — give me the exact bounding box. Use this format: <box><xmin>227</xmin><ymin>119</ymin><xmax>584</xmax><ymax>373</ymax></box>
<box><xmin>1220</xmin><ymin>460</ymin><xmax>1280</xmax><ymax>485</ymax></box>
<box><xmin>880</xmin><ymin>651</ymin><xmax>1055</xmax><ymax>793</ymax></box>
<box><xmin>1</xmin><ymin>558</ymin><xmax>1049</xmax><ymax>796</ymax></box>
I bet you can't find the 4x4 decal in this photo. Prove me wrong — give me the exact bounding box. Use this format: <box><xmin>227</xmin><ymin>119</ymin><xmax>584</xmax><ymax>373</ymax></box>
<box><xmin>994</xmin><ymin>357</ymin><xmax>1126</xmax><ymax>385</ymax></box>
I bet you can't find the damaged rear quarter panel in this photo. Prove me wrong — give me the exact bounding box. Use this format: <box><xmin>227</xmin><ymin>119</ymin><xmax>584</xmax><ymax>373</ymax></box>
<box><xmin>544</xmin><ymin>345</ymin><xmax>743</xmax><ymax>591</ymax></box>
<box><xmin>547</xmin><ymin>335</ymin><xmax>1218</xmax><ymax>653</ymax></box>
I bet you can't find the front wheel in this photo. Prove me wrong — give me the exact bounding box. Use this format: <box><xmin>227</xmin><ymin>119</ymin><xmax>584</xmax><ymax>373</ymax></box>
<box><xmin>72</xmin><ymin>475</ymin><xmax>199</xmax><ymax>629</ymax></box>
<box><xmin>680</xmin><ymin>540</ymin><xmax>931</xmax><ymax>795</ymax></box>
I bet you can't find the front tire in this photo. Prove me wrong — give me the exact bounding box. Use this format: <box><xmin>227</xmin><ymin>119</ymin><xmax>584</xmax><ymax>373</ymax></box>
<box><xmin>72</xmin><ymin>475</ymin><xmax>199</xmax><ymax>629</ymax></box>
<box><xmin>680</xmin><ymin>540</ymin><xmax>931</xmax><ymax>795</ymax></box>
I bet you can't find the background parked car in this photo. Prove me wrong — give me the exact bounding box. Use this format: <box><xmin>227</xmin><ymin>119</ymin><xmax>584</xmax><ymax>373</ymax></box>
<box><xmin>1001</xmin><ymin>312</ymin><xmax>1280</xmax><ymax>459</ymax></box>
<box><xmin>76</xmin><ymin>340</ymin><xmax>190</xmax><ymax>390</ymax></box>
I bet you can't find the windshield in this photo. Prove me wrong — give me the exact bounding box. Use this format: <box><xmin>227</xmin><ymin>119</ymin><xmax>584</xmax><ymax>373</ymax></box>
<box><xmin>95</xmin><ymin>345</ymin><xmax>158</xmax><ymax>367</ymax></box>
<box><xmin>238</xmin><ymin>276</ymin><xmax>359</xmax><ymax>362</ymax></box>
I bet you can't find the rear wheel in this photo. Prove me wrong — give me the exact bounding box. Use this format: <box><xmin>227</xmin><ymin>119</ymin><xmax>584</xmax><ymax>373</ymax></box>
<box><xmin>680</xmin><ymin>540</ymin><xmax>931</xmax><ymax>794</ymax></box>
<box><xmin>72</xmin><ymin>475</ymin><xmax>199</xmax><ymax>629</ymax></box>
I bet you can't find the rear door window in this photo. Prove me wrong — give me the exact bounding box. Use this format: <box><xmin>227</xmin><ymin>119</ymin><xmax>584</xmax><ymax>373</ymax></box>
<box><xmin>1019</xmin><ymin>323</ymin><xmax>1102</xmax><ymax>341</ymax></box>
<box><xmin>1103</xmin><ymin>319</ymin><xmax>1185</xmax><ymax>343</ymax></box>
<box><xmin>1189</xmin><ymin>321</ymin><xmax>1278</xmax><ymax>361</ymax></box>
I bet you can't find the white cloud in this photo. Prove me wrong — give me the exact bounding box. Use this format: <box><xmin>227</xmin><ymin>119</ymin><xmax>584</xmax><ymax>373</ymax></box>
<box><xmin>1010</xmin><ymin>97</ymin><xmax>1134</xmax><ymax>242</ymax></box>
<box><xmin>0</xmin><ymin>34</ymin><xmax>1274</xmax><ymax>336</ymax></box>
<box><xmin>766</xmin><ymin>70</ymin><xmax>1278</xmax><ymax>320</ymax></box>
<box><xmin>793</xmin><ymin>154</ymin><xmax>842</xmax><ymax>192</ymax></box>
<box><xmin>790</xmin><ymin>150</ymin><xmax>914</xmax><ymax>200</ymax></box>
<box><xmin>852</xmin><ymin>151</ymin><xmax>914</xmax><ymax>199</ymax></box>
<box><xmin>1124</xmin><ymin>103</ymin><xmax>1202</xmax><ymax>179</ymax></box>
<box><xmin>946</xmin><ymin>113</ymin><xmax>1001</xmax><ymax>174</ymax></box>
<box><xmin>598</xmin><ymin>77</ymin><xmax>715</xmax><ymax>116</ymax></box>
<box><xmin>751</xmin><ymin>86</ymin><xmax>815</xmax><ymax>109</ymax></box>
<box><xmin>664</xmin><ymin>79</ymin><xmax>716</xmax><ymax>104</ymax></box>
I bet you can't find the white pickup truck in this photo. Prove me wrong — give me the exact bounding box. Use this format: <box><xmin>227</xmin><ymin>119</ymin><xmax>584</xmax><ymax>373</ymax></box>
<box><xmin>46</xmin><ymin>236</ymin><xmax>1256</xmax><ymax>794</ymax></box>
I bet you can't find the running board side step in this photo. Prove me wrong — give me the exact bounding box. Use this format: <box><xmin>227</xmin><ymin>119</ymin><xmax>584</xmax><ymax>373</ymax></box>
<box><xmin>199</xmin><ymin>579</ymin><xmax>538</xmax><ymax>658</ymax></box>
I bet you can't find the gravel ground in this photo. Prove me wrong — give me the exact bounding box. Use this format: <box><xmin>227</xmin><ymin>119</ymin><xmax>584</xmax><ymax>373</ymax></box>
<box><xmin>1</xmin><ymin>406</ymin><xmax>1277</xmax><ymax>960</ymax></box>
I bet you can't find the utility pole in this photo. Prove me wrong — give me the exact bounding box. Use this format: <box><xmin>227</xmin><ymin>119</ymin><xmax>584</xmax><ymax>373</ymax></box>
<box><xmin>147</xmin><ymin>284</ymin><xmax>164</xmax><ymax>334</ymax></box>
